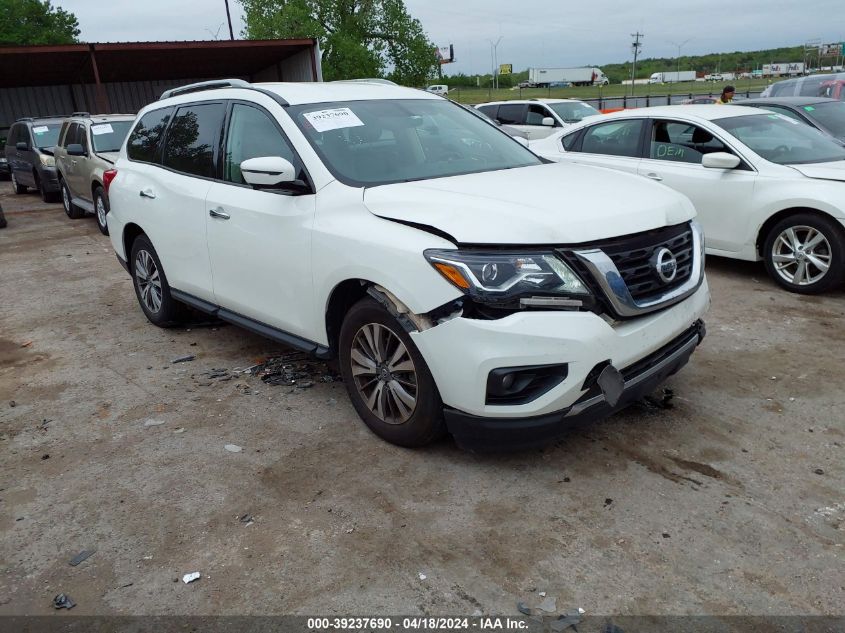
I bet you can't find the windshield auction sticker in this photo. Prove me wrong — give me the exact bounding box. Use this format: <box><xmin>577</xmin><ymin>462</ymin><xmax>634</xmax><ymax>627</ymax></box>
<box><xmin>91</xmin><ymin>124</ymin><xmax>114</xmax><ymax>135</ymax></box>
<box><xmin>33</xmin><ymin>126</ymin><xmax>49</xmax><ymax>134</ymax></box>
<box><xmin>303</xmin><ymin>108</ymin><xmax>365</xmax><ymax>133</ymax></box>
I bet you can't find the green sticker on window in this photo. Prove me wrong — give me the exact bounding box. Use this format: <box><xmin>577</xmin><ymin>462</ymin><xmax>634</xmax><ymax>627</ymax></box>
<box><xmin>803</xmin><ymin>106</ymin><xmax>815</xmax><ymax>111</ymax></box>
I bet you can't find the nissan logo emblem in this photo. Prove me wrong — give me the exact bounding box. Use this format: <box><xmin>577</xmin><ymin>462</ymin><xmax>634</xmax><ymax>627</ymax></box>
<box><xmin>654</xmin><ymin>247</ymin><xmax>678</xmax><ymax>283</ymax></box>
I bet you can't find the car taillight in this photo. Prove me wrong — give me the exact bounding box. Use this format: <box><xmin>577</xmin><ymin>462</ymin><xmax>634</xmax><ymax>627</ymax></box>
<box><xmin>103</xmin><ymin>169</ymin><xmax>117</xmax><ymax>195</ymax></box>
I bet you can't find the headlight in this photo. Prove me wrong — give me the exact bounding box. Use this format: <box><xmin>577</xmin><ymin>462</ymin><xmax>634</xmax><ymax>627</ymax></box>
<box><xmin>39</xmin><ymin>153</ymin><xmax>55</xmax><ymax>167</ymax></box>
<box><xmin>425</xmin><ymin>249</ymin><xmax>591</xmax><ymax>306</ymax></box>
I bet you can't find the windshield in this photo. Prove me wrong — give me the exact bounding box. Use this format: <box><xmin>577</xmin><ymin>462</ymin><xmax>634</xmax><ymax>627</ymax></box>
<box><xmin>31</xmin><ymin>124</ymin><xmax>62</xmax><ymax>148</ymax></box>
<box><xmin>91</xmin><ymin>120</ymin><xmax>134</xmax><ymax>152</ymax></box>
<box><xmin>715</xmin><ymin>113</ymin><xmax>845</xmax><ymax>164</ymax></box>
<box><xmin>547</xmin><ymin>101</ymin><xmax>600</xmax><ymax>123</ymax></box>
<box><xmin>288</xmin><ymin>99</ymin><xmax>541</xmax><ymax>186</ymax></box>
<box><xmin>802</xmin><ymin>101</ymin><xmax>845</xmax><ymax>139</ymax></box>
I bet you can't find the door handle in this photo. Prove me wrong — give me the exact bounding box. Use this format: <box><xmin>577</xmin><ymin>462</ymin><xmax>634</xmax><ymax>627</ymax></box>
<box><xmin>209</xmin><ymin>207</ymin><xmax>230</xmax><ymax>220</ymax></box>
<box><xmin>645</xmin><ymin>172</ymin><xmax>663</xmax><ymax>181</ymax></box>
<box><xmin>71</xmin><ymin>159</ymin><xmax>78</xmax><ymax>165</ymax></box>
<box><xmin>139</xmin><ymin>188</ymin><xmax>156</xmax><ymax>199</ymax></box>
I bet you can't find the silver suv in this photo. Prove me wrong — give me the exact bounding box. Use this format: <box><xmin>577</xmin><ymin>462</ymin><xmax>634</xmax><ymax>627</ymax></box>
<box><xmin>54</xmin><ymin>113</ymin><xmax>134</xmax><ymax>234</ymax></box>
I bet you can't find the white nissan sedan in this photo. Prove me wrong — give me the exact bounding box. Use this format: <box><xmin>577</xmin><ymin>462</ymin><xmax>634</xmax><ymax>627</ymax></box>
<box><xmin>530</xmin><ymin>105</ymin><xmax>845</xmax><ymax>293</ymax></box>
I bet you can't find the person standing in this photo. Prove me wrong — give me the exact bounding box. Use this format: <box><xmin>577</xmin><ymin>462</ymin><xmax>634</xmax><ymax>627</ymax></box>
<box><xmin>716</xmin><ymin>85</ymin><xmax>736</xmax><ymax>104</ymax></box>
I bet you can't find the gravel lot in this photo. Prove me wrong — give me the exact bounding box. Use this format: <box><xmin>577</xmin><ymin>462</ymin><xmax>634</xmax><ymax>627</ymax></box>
<box><xmin>0</xmin><ymin>181</ymin><xmax>843</xmax><ymax>616</ymax></box>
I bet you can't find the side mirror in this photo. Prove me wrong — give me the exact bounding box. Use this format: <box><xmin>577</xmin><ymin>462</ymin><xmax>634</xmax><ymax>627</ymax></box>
<box><xmin>16</xmin><ymin>141</ymin><xmax>28</xmax><ymax>151</ymax></box>
<box><xmin>240</xmin><ymin>156</ymin><xmax>297</xmax><ymax>188</ymax></box>
<box><xmin>513</xmin><ymin>136</ymin><xmax>529</xmax><ymax>147</ymax></box>
<box><xmin>541</xmin><ymin>117</ymin><xmax>555</xmax><ymax>127</ymax></box>
<box><xmin>67</xmin><ymin>143</ymin><xmax>86</xmax><ymax>157</ymax></box>
<box><xmin>702</xmin><ymin>152</ymin><xmax>741</xmax><ymax>169</ymax></box>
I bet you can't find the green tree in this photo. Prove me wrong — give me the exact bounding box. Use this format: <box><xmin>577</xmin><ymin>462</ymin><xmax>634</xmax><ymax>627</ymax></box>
<box><xmin>0</xmin><ymin>0</ymin><xmax>80</xmax><ymax>45</ymax></box>
<box><xmin>238</xmin><ymin>0</ymin><xmax>438</xmax><ymax>85</ymax></box>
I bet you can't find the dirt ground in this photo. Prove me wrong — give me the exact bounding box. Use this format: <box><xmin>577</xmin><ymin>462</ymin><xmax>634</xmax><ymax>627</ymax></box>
<box><xmin>0</xmin><ymin>180</ymin><xmax>843</xmax><ymax>617</ymax></box>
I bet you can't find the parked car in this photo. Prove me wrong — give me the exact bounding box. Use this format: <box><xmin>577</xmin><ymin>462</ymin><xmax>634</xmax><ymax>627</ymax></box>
<box><xmin>761</xmin><ymin>73</ymin><xmax>845</xmax><ymax>100</ymax></box>
<box><xmin>4</xmin><ymin>116</ymin><xmax>64</xmax><ymax>202</ymax></box>
<box><xmin>454</xmin><ymin>101</ymin><xmax>529</xmax><ymax>140</ymax></box>
<box><xmin>741</xmin><ymin>97</ymin><xmax>845</xmax><ymax>146</ymax></box>
<box><xmin>475</xmin><ymin>99</ymin><xmax>601</xmax><ymax>140</ymax></box>
<box><xmin>530</xmin><ymin>105</ymin><xmax>845</xmax><ymax>293</ymax></box>
<box><xmin>0</xmin><ymin>130</ymin><xmax>9</xmax><ymax>179</ymax></box>
<box><xmin>53</xmin><ymin>113</ymin><xmax>135</xmax><ymax>234</ymax></box>
<box><xmin>517</xmin><ymin>81</ymin><xmax>536</xmax><ymax>89</ymax></box>
<box><xmin>106</xmin><ymin>79</ymin><xmax>708</xmax><ymax>450</ymax></box>
<box><xmin>680</xmin><ymin>96</ymin><xmax>718</xmax><ymax>105</ymax></box>
<box><xmin>426</xmin><ymin>84</ymin><xmax>449</xmax><ymax>96</ymax></box>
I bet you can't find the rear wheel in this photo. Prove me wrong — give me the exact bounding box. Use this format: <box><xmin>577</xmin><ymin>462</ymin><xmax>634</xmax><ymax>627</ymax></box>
<box><xmin>763</xmin><ymin>213</ymin><xmax>845</xmax><ymax>294</ymax></box>
<box><xmin>61</xmin><ymin>179</ymin><xmax>84</xmax><ymax>218</ymax></box>
<box><xmin>93</xmin><ymin>187</ymin><xmax>109</xmax><ymax>235</ymax></box>
<box><xmin>339</xmin><ymin>297</ymin><xmax>445</xmax><ymax>447</ymax></box>
<box><xmin>10</xmin><ymin>172</ymin><xmax>26</xmax><ymax>194</ymax></box>
<box><xmin>129</xmin><ymin>235</ymin><xmax>184</xmax><ymax>327</ymax></box>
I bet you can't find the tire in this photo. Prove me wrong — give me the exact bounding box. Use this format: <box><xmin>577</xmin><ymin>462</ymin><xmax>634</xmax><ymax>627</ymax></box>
<box><xmin>35</xmin><ymin>173</ymin><xmax>59</xmax><ymax>203</ymax></box>
<box><xmin>10</xmin><ymin>172</ymin><xmax>26</xmax><ymax>194</ymax></box>
<box><xmin>60</xmin><ymin>179</ymin><xmax>84</xmax><ymax>218</ymax></box>
<box><xmin>129</xmin><ymin>235</ymin><xmax>184</xmax><ymax>327</ymax></box>
<box><xmin>338</xmin><ymin>297</ymin><xmax>445</xmax><ymax>447</ymax></box>
<box><xmin>763</xmin><ymin>213</ymin><xmax>845</xmax><ymax>294</ymax></box>
<box><xmin>93</xmin><ymin>186</ymin><xmax>109</xmax><ymax>235</ymax></box>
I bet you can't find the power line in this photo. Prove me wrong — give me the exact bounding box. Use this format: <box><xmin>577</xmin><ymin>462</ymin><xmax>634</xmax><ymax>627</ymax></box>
<box><xmin>630</xmin><ymin>31</ymin><xmax>644</xmax><ymax>96</ymax></box>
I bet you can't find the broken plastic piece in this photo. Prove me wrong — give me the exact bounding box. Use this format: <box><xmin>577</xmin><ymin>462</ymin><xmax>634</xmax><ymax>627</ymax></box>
<box><xmin>516</xmin><ymin>601</ymin><xmax>533</xmax><ymax>616</ymax></box>
<box><xmin>172</xmin><ymin>355</ymin><xmax>196</xmax><ymax>363</ymax></box>
<box><xmin>537</xmin><ymin>596</ymin><xmax>557</xmax><ymax>612</ymax></box>
<box><xmin>53</xmin><ymin>593</ymin><xmax>76</xmax><ymax>610</ymax></box>
<box><xmin>182</xmin><ymin>572</ymin><xmax>201</xmax><ymax>584</ymax></box>
<box><xmin>69</xmin><ymin>550</ymin><xmax>95</xmax><ymax>566</ymax></box>
<box><xmin>224</xmin><ymin>444</ymin><xmax>242</xmax><ymax>453</ymax></box>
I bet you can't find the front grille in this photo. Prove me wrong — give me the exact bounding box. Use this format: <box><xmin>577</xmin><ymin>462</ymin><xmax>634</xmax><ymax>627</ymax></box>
<box><xmin>560</xmin><ymin>222</ymin><xmax>696</xmax><ymax>316</ymax></box>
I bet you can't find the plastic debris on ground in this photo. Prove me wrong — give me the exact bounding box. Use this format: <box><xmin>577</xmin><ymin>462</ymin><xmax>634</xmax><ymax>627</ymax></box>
<box><xmin>143</xmin><ymin>419</ymin><xmax>166</xmax><ymax>427</ymax></box>
<box><xmin>516</xmin><ymin>602</ymin><xmax>533</xmax><ymax>616</ymax></box>
<box><xmin>69</xmin><ymin>550</ymin><xmax>95</xmax><ymax>566</ymax></box>
<box><xmin>53</xmin><ymin>593</ymin><xmax>75</xmax><ymax>610</ymax></box>
<box><xmin>171</xmin><ymin>355</ymin><xmax>196</xmax><ymax>364</ymax></box>
<box><xmin>245</xmin><ymin>352</ymin><xmax>339</xmax><ymax>387</ymax></box>
<box><xmin>224</xmin><ymin>444</ymin><xmax>242</xmax><ymax>453</ymax></box>
<box><xmin>537</xmin><ymin>596</ymin><xmax>557</xmax><ymax>612</ymax></box>
<box><xmin>549</xmin><ymin>609</ymin><xmax>585</xmax><ymax>632</ymax></box>
<box><xmin>239</xmin><ymin>514</ymin><xmax>254</xmax><ymax>526</ymax></box>
<box><xmin>182</xmin><ymin>572</ymin><xmax>201</xmax><ymax>584</ymax></box>
<box><xmin>418</xmin><ymin>572</ymin><xmax>427</xmax><ymax>580</ymax></box>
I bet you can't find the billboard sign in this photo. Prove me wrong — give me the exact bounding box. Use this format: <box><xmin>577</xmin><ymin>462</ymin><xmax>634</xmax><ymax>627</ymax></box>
<box><xmin>435</xmin><ymin>45</ymin><xmax>454</xmax><ymax>65</ymax></box>
<box><xmin>499</xmin><ymin>63</ymin><xmax>512</xmax><ymax>75</ymax></box>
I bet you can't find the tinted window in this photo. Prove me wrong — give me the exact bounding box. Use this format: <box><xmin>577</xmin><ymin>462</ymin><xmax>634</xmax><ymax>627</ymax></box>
<box><xmin>162</xmin><ymin>104</ymin><xmax>225</xmax><ymax>178</ymax></box>
<box><xmin>801</xmin><ymin>101</ymin><xmax>845</xmax><ymax>138</ymax></box>
<box><xmin>59</xmin><ymin>121</ymin><xmax>71</xmax><ymax>147</ymax></box>
<box><xmin>561</xmin><ymin>131</ymin><xmax>580</xmax><ymax>151</ymax></box>
<box><xmin>127</xmin><ymin>107</ymin><xmax>173</xmax><ymax>163</ymax></box>
<box><xmin>476</xmin><ymin>105</ymin><xmax>498</xmax><ymax>119</ymax></box>
<box><xmin>91</xmin><ymin>121</ymin><xmax>133</xmax><ymax>153</ymax></box>
<box><xmin>649</xmin><ymin>120</ymin><xmax>730</xmax><ymax>164</ymax></box>
<box><xmin>580</xmin><ymin>119</ymin><xmax>644</xmax><ymax>157</ymax></box>
<box><xmin>224</xmin><ymin>104</ymin><xmax>297</xmax><ymax>184</ymax></box>
<box><xmin>496</xmin><ymin>104</ymin><xmax>525</xmax><ymax>125</ymax></box>
<box><xmin>526</xmin><ymin>104</ymin><xmax>552</xmax><ymax>126</ymax></box>
<box><xmin>756</xmin><ymin>105</ymin><xmax>803</xmax><ymax>122</ymax></box>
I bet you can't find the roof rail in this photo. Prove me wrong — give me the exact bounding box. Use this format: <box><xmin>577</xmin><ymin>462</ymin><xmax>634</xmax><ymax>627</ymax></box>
<box><xmin>160</xmin><ymin>79</ymin><xmax>251</xmax><ymax>100</ymax></box>
<box><xmin>16</xmin><ymin>117</ymin><xmax>34</xmax><ymax>122</ymax></box>
<box><xmin>71</xmin><ymin>111</ymin><xmax>91</xmax><ymax>117</ymax></box>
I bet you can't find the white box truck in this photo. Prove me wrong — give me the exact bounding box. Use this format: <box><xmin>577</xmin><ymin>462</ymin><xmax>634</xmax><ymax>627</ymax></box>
<box><xmin>529</xmin><ymin>67</ymin><xmax>609</xmax><ymax>87</ymax></box>
<box><xmin>649</xmin><ymin>71</ymin><xmax>697</xmax><ymax>84</ymax></box>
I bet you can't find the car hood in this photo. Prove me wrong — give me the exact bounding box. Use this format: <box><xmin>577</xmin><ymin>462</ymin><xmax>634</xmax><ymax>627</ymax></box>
<box><xmin>363</xmin><ymin>163</ymin><xmax>695</xmax><ymax>245</ymax></box>
<box><xmin>95</xmin><ymin>151</ymin><xmax>119</xmax><ymax>164</ymax></box>
<box><xmin>788</xmin><ymin>160</ymin><xmax>845</xmax><ymax>182</ymax></box>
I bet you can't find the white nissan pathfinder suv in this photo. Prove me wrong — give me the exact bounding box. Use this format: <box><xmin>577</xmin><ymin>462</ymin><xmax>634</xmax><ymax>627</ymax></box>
<box><xmin>106</xmin><ymin>79</ymin><xmax>709</xmax><ymax>450</ymax></box>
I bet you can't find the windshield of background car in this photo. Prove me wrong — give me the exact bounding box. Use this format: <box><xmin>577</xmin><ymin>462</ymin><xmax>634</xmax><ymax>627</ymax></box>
<box><xmin>288</xmin><ymin>99</ymin><xmax>541</xmax><ymax>186</ymax></box>
<box><xmin>547</xmin><ymin>102</ymin><xmax>600</xmax><ymax>123</ymax></box>
<box><xmin>31</xmin><ymin>124</ymin><xmax>62</xmax><ymax>148</ymax></box>
<box><xmin>802</xmin><ymin>101</ymin><xmax>845</xmax><ymax>139</ymax></box>
<box><xmin>91</xmin><ymin>121</ymin><xmax>134</xmax><ymax>152</ymax></box>
<box><xmin>715</xmin><ymin>113</ymin><xmax>845</xmax><ymax>164</ymax></box>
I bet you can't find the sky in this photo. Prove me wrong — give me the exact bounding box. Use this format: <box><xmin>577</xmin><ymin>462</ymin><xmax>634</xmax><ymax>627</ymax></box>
<box><xmin>57</xmin><ymin>0</ymin><xmax>845</xmax><ymax>75</ymax></box>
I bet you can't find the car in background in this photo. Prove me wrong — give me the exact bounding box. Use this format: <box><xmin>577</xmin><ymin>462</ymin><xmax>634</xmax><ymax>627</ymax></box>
<box><xmin>54</xmin><ymin>112</ymin><xmax>135</xmax><ymax>234</ymax></box>
<box><xmin>529</xmin><ymin>105</ymin><xmax>845</xmax><ymax>293</ymax></box>
<box><xmin>3</xmin><ymin>116</ymin><xmax>64</xmax><ymax>202</ymax></box>
<box><xmin>426</xmin><ymin>85</ymin><xmax>449</xmax><ymax>96</ymax></box>
<box><xmin>741</xmin><ymin>97</ymin><xmax>845</xmax><ymax>146</ymax></box>
<box><xmin>475</xmin><ymin>98</ymin><xmax>601</xmax><ymax>140</ymax></box>
<box><xmin>680</xmin><ymin>96</ymin><xmax>718</xmax><ymax>105</ymax></box>
<box><xmin>761</xmin><ymin>73</ymin><xmax>845</xmax><ymax>100</ymax></box>
<box><xmin>454</xmin><ymin>101</ymin><xmax>529</xmax><ymax>141</ymax></box>
<box><xmin>107</xmin><ymin>79</ymin><xmax>708</xmax><ymax>450</ymax></box>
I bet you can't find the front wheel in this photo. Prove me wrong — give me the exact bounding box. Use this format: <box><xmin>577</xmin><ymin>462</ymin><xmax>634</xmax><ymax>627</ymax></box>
<box><xmin>36</xmin><ymin>174</ymin><xmax>59</xmax><ymax>203</ymax></box>
<box><xmin>93</xmin><ymin>186</ymin><xmax>109</xmax><ymax>235</ymax></box>
<box><xmin>129</xmin><ymin>235</ymin><xmax>184</xmax><ymax>327</ymax></box>
<box><xmin>763</xmin><ymin>213</ymin><xmax>845</xmax><ymax>294</ymax></box>
<box><xmin>338</xmin><ymin>298</ymin><xmax>445</xmax><ymax>447</ymax></box>
<box><xmin>10</xmin><ymin>172</ymin><xmax>26</xmax><ymax>194</ymax></box>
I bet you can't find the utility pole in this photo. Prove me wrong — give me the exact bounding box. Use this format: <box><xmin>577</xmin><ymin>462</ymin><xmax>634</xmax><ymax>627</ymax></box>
<box><xmin>669</xmin><ymin>38</ymin><xmax>692</xmax><ymax>82</ymax></box>
<box><xmin>224</xmin><ymin>0</ymin><xmax>235</xmax><ymax>40</ymax></box>
<box><xmin>630</xmin><ymin>32</ymin><xmax>643</xmax><ymax>96</ymax></box>
<box><xmin>489</xmin><ymin>37</ymin><xmax>503</xmax><ymax>91</ymax></box>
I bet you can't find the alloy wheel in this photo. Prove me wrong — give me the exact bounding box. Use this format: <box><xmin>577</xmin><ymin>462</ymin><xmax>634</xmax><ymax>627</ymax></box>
<box><xmin>96</xmin><ymin>196</ymin><xmax>107</xmax><ymax>228</ymax></box>
<box><xmin>350</xmin><ymin>323</ymin><xmax>418</xmax><ymax>425</ymax></box>
<box><xmin>134</xmin><ymin>250</ymin><xmax>163</xmax><ymax>313</ymax></box>
<box><xmin>771</xmin><ymin>225</ymin><xmax>832</xmax><ymax>286</ymax></box>
<box><xmin>62</xmin><ymin>184</ymin><xmax>70</xmax><ymax>213</ymax></box>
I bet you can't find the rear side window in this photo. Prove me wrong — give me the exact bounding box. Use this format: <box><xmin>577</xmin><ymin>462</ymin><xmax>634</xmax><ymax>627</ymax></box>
<box><xmin>127</xmin><ymin>107</ymin><xmax>173</xmax><ymax>164</ymax></box>
<box><xmin>580</xmin><ymin>119</ymin><xmax>645</xmax><ymax>158</ymax></box>
<box><xmin>476</xmin><ymin>105</ymin><xmax>497</xmax><ymax>119</ymax></box>
<box><xmin>162</xmin><ymin>103</ymin><xmax>225</xmax><ymax>178</ymax></box>
<box><xmin>561</xmin><ymin>131</ymin><xmax>580</xmax><ymax>151</ymax></box>
<box><xmin>496</xmin><ymin>103</ymin><xmax>525</xmax><ymax>125</ymax></box>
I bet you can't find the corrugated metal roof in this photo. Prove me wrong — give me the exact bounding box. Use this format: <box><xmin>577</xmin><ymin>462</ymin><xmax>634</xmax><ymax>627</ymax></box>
<box><xmin>0</xmin><ymin>39</ymin><xmax>317</xmax><ymax>87</ymax></box>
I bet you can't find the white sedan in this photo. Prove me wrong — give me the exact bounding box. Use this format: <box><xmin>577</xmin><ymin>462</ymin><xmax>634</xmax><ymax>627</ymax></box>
<box><xmin>530</xmin><ymin>105</ymin><xmax>845</xmax><ymax>293</ymax></box>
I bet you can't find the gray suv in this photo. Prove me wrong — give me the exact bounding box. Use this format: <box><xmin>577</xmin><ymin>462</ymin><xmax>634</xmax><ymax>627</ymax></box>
<box><xmin>54</xmin><ymin>113</ymin><xmax>135</xmax><ymax>234</ymax></box>
<box><xmin>4</xmin><ymin>117</ymin><xmax>65</xmax><ymax>202</ymax></box>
